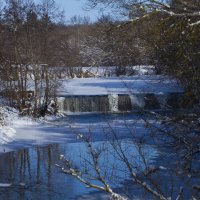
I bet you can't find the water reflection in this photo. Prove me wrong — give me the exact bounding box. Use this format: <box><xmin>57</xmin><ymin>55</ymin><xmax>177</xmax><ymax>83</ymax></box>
<box><xmin>0</xmin><ymin>144</ymin><xmax>112</xmax><ymax>199</ymax></box>
<box><xmin>0</xmin><ymin>144</ymin><xmax>79</xmax><ymax>200</ymax></box>
<box><xmin>0</xmin><ymin>111</ymin><xmax>199</xmax><ymax>200</ymax></box>
<box><xmin>0</xmin><ymin>139</ymin><xmax>158</xmax><ymax>200</ymax></box>
<box><xmin>0</xmin><ymin>138</ymin><xmax>199</xmax><ymax>200</ymax></box>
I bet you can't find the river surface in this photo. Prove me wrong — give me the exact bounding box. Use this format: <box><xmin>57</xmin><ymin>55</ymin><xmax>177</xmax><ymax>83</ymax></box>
<box><xmin>0</xmin><ymin>112</ymin><xmax>199</xmax><ymax>200</ymax></box>
<box><xmin>0</xmin><ymin>141</ymin><xmax>158</xmax><ymax>200</ymax></box>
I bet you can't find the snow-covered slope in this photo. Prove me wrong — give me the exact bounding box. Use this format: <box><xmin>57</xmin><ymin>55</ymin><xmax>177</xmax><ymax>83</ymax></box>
<box><xmin>0</xmin><ymin>107</ymin><xmax>62</xmax><ymax>152</ymax></box>
<box><xmin>0</xmin><ymin>107</ymin><xmax>17</xmax><ymax>145</ymax></box>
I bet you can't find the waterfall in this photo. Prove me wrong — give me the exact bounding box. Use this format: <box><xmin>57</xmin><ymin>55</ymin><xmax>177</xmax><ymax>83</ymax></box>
<box><xmin>62</xmin><ymin>95</ymin><xmax>109</xmax><ymax>112</ymax></box>
<box><xmin>57</xmin><ymin>97</ymin><xmax>65</xmax><ymax>111</ymax></box>
<box><xmin>118</xmin><ymin>95</ymin><xmax>132</xmax><ymax>111</ymax></box>
<box><xmin>108</xmin><ymin>94</ymin><xmax>119</xmax><ymax>112</ymax></box>
<box><xmin>56</xmin><ymin>93</ymin><xmax>184</xmax><ymax>113</ymax></box>
<box><xmin>143</xmin><ymin>94</ymin><xmax>160</xmax><ymax>109</ymax></box>
<box><xmin>129</xmin><ymin>94</ymin><xmax>145</xmax><ymax>109</ymax></box>
<box><xmin>156</xmin><ymin>94</ymin><xmax>167</xmax><ymax>109</ymax></box>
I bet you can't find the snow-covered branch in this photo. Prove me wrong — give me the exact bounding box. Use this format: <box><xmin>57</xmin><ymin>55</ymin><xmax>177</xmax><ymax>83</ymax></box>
<box><xmin>56</xmin><ymin>153</ymin><xmax>127</xmax><ymax>200</ymax></box>
<box><xmin>189</xmin><ymin>20</ymin><xmax>200</xmax><ymax>26</ymax></box>
<box><xmin>56</xmin><ymin>133</ymin><xmax>187</xmax><ymax>200</ymax></box>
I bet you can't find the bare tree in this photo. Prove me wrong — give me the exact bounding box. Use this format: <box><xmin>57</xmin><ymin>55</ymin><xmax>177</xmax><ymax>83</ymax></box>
<box><xmin>86</xmin><ymin>0</ymin><xmax>200</xmax><ymax>25</ymax></box>
<box><xmin>56</xmin><ymin>111</ymin><xmax>200</xmax><ymax>200</ymax></box>
<box><xmin>0</xmin><ymin>0</ymin><xmax>63</xmax><ymax>116</ymax></box>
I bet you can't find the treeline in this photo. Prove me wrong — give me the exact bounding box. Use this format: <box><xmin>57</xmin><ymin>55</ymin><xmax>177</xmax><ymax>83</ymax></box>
<box><xmin>0</xmin><ymin>0</ymin><xmax>199</xmax><ymax>116</ymax></box>
<box><xmin>85</xmin><ymin>0</ymin><xmax>200</xmax><ymax>107</ymax></box>
<box><xmin>0</xmin><ymin>0</ymin><xmax>66</xmax><ymax>116</ymax></box>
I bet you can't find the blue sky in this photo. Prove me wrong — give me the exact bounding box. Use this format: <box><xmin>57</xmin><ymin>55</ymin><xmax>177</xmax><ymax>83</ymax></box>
<box><xmin>33</xmin><ymin>0</ymin><xmax>113</xmax><ymax>23</ymax></box>
<box><xmin>55</xmin><ymin>0</ymin><xmax>100</xmax><ymax>22</ymax></box>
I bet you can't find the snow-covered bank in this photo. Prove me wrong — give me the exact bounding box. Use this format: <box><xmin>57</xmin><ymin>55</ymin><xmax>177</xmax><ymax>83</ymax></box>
<box><xmin>81</xmin><ymin>65</ymin><xmax>155</xmax><ymax>77</ymax></box>
<box><xmin>0</xmin><ymin>107</ymin><xmax>67</xmax><ymax>153</ymax></box>
<box><xmin>0</xmin><ymin>109</ymin><xmax>152</xmax><ymax>154</ymax></box>
<box><xmin>0</xmin><ymin>127</ymin><xmax>16</xmax><ymax>145</ymax></box>
<box><xmin>57</xmin><ymin>76</ymin><xmax>184</xmax><ymax>113</ymax></box>
<box><xmin>58</xmin><ymin>75</ymin><xmax>183</xmax><ymax>96</ymax></box>
<box><xmin>0</xmin><ymin>75</ymin><xmax>184</xmax><ymax>153</ymax></box>
<box><xmin>0</xmin><ymin>107</ymin><xmax>17</xmax><ymax>145</ymax></box>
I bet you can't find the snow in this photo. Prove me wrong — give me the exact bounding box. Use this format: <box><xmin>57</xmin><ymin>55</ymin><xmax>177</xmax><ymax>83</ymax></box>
<box><xmin>58</xmin><ymin>75</ymin><xmax>183</xmax><ymax>96</ymax></box>
<box><xmin>0</xmin><ymin>127</ymin><xmax>16</xmax><ymax>144</ymax></box>
<box><xmin>108</xmin><ymin>94</ymin><xmax>119</xmax><ymax>112</ymax></box>
<box><xmin>0</xmin><ymin>108</ymin><xmax>151</xmax><ymax>153</ymax></box>
<box><xmin>0</xmin><ymin>107</ymin><xmax>43</xmax><ymax>149</ymax></box>
<box><xmin>0</xmin><ymin>183</ymin><xmax>12</xmax><ymax>187</ymax></box>
<box><xmin>0</xmin><ymin>107</ymin><xmax>17</xmax><ymax>145</ymax></box>
<box><xmin>81</xmin><ymin>65</ymin><xmax>155</xmax><ymax>77</ymax></box>
<box><xmin>0</xmin><ymin>74</ymin><xmax>184</xmax><ymax>153</ymax></box>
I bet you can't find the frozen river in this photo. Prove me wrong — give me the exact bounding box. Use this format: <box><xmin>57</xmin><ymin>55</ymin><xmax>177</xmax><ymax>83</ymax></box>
<box><xmin>0</xmin><ymin>76</ymin><xmax>198</xmax><ymax>200</ymax></box>
<box><xmin>0</xmin><ymin>112</ymin><xmax>199</xmax><ymax>200</ymax></box>
<box><xmin>0</xmin><ymin>113</ymin><xmax>158</xmax><ymax>200</ymax></box>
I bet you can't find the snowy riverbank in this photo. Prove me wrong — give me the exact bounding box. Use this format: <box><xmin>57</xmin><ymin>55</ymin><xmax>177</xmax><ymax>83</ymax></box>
<box><xmin>0</xmin><ymin>75</ymin><xmax>184</xmax><ymax>153</ymax></box>
<box><xmin>58</xmin><ymin>75</ymin><xmax>183</xmax><ymax>96</ymax></box>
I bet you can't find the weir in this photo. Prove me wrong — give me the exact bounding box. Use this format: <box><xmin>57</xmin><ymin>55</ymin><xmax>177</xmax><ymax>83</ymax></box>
<box><xmin>57</xmin><ymin>93</ymin><xmax>184</xmax><ymax>113</ymax></box>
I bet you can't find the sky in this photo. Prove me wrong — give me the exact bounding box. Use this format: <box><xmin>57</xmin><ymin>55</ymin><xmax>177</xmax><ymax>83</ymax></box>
<box><xmin>54</xmin><ymin>0</ymin><xmax>103</xmax><ymax>23</ymax></box>
<box><xmin>33</xmin><ymin>0</ymin><xmax>111</xmax><ymax>23</ymax></box>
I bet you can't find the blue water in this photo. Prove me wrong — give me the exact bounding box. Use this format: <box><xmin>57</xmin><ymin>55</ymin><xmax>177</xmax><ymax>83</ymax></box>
<box><xmin>0</xmin><ymin>112</ymin><xmax>199</xmax><ymax>200</ymax></box>
<box><xmin>0</xmin><ymin>140</ymin><xmax>157</xmax><ymax>200</ymax></box>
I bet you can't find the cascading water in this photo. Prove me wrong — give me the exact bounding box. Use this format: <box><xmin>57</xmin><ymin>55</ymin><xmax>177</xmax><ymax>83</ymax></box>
<box><xmin>118</xmin><ymin>95</ymin><xmax>132</xmax><ymax>111</ymax></box>
<box><xmin>108</xmin><ymin>94</ymin><xmax>119</xmax><ymax>112</ymax></box>
<box><xmin>57</xmin><ymin>97</ymin><xmax>65</xmax><ymax>112</ymax></box>
<box><xmin>59</xmin><ymin>95</ymin><xmax>109</xmax><ymax>112</ymax></box>
<box><xmin>56</xmin><ymin>93</ymin><xmax>184</xmax><ymax>113</ymax></box>
<box><xmin>143</xmin><ymin>94</ymin><xmax>160</xmax><ymax>109</ymax></box>
<box><xmin>129</xmin><ymin>94</ymin><xmax>145</xmax><ymax>110</ymax></box>
<box><xmin>156</xmin><ymin>94</ymin><xmax>167</xmax><ymax>109</ymax></box>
